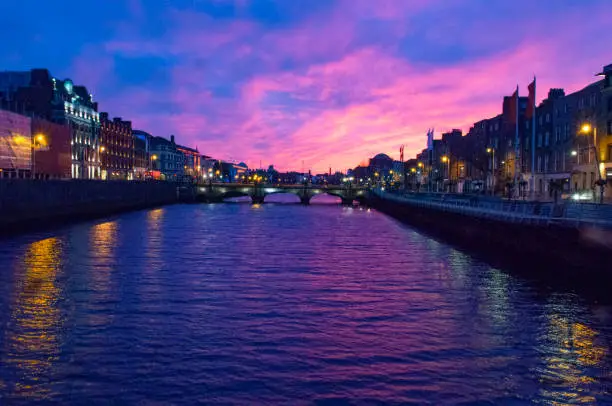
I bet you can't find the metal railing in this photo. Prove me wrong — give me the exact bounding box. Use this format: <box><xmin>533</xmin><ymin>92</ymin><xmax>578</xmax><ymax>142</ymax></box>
<box><xmin>374</xmin><ymin>189</ymin><xmax>612</xmax><ymax>229</ymax></box>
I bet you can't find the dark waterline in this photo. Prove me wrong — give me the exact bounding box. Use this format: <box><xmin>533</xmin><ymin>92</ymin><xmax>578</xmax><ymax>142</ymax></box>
<box><xmin>1</xmin><ymin>200</ymin><xmax>611</xmax><ymax>404</ymax></box>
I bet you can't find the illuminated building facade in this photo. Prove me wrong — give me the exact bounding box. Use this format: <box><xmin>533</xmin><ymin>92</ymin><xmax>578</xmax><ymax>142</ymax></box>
<box><xmin>0</xmin><ymin>109</ymin><xmax>31</xmax><ymax>178</ymax></box>
<box><xmin>0</xmin><ymin>69</ymin><xmax>100</xmax><ymax>179</ymax></box>
<box><xmin>100</xmin><ymin>113</ymin><xmax>133</xmax><ymax>180</ymax></box>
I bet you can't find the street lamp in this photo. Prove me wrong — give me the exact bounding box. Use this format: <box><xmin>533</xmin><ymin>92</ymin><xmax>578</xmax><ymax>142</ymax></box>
<box><xmin>580</xmin><ymin>122</ymin><xmax>605</xmax><ymax>203</ymax></box>
<box><xmin>441</xmin><ymin>155</ymin><xmax>450</xmax><ymax>192</ymax></box>
<box><xmin>32</xmin><ymin>133</ymin><xmax>46</xmax><ymax>179</ymax></box>
<box><xmin>487</xmin><ymin>147</ymin><xmax>496</xmax><ymax>195</ymax></box>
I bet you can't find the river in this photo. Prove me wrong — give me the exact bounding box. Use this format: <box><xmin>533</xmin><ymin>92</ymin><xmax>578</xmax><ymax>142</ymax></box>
<box><xmin>1</xmin><ymin>199</ymin><xmax>611</xmax><ymax>404</ymax></box>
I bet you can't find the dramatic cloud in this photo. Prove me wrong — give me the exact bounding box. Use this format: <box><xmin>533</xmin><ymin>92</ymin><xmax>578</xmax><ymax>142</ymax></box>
<box><xmin>1</xmin><ymin>0</ymin><xmax>611</xmax><ymax>172</ymax></box>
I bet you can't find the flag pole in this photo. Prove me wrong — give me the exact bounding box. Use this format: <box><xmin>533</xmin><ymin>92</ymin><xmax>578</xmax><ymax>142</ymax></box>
<box><xmin>514</xmin><ymin>85</ymin><xmax>519</xmax><ymax>199</ymax></box>
<box><xmin>531</xmin><ymin>77</ymin><xmax>536</xmax><ymax>198</ymax></box>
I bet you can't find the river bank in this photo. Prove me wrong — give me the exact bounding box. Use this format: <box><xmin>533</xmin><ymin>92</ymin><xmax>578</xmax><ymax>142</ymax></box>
<box><xmin>0</xmin><ymin>180</ymin><xmax>180</xmax><ymax>236</ymax></box>
<box><xmin>369</xmin><ymin>192</ymin><xmax>612</xmax><ymax>300</ymax></box>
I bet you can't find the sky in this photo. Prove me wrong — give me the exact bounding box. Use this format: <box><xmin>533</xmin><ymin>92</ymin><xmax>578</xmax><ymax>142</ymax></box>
<box><xmin>0</xmin><ymin>0</ymin><xmax>611</xmax><ymax>172</ymax></box>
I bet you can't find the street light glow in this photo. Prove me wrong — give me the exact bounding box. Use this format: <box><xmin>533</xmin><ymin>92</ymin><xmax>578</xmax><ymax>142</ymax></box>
<box><xmin>441</xmin><ymin>156</ymin><xmax>448</xmax><ymax>163</ymax></box>
<box><xmin>571</xmin><ymin>150</ymin><xmax>577</xmax><ymax>156</ymax></box>
<box><xmin>581</xmin><ymin>124</ymin><xmax>592</xmax><ymax>133</ymax></box>
<box><xmin>486</xmin><ymin>148</ymin><xmax>492</xmax><ymax>153</ymax></box>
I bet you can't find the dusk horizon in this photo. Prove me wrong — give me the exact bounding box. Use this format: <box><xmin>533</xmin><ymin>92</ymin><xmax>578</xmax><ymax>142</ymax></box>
<box><xmin>1</xmin><ymin>0</ymin><xmax>611</xmax><ymax>172</ymax></box>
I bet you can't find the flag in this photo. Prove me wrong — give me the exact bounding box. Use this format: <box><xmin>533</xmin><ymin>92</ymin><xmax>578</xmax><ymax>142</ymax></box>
<box><xmin>399</xmin><ymin>145</ymin><xmax>404</xmax><ymax>162</ymax></box>
<box><xmin>427</xmin><ymin>128</ymin><xmax>434</xmax><ymax>151</ymax></box>
<box><xmin>526</xmin><ymin>78</ymin><xmax>536</xmax><ymax>119</ymax></box>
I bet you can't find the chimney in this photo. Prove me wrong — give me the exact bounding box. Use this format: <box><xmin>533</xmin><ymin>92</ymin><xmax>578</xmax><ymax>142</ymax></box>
<box><xmin>170</xmin><ymin>135</ymin><xmax>175</xmax><ymax>144</ymax></box>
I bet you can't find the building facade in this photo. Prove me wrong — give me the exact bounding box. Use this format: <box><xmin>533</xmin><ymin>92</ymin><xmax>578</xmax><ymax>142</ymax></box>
<box><xmin>596</xmin><ymin>64</ymin><xmax>612</xmax><ymax>198</ymax></box>
<box><xmin>0</xmin><ymin>69</ymin><xmax>101</xmax><ymax>179</ymax></box>
<box><xmin>149</xmin><ymin>135</ymin><xmax>184</xmax><ymax>180</ymax></box>
<box><xmin>0</xmin><ymin>109</ymin><xmax>31</xmax><ymax>178</ymax></box>
<box><xmin>176</xmin><ymin>143</ymin><xmax>200</xmax><ymax>181</ymax></box>
<box><xmin>133</xmin><ymin>130</ymin><xmax>151</xmax><ymax>180</ymax></box>
<box><xmin>100</xmin><ymin>113</ymin><xmax>134</xmax><ymax>180</ymax></box>
<box><xmin>31</xmin><ymin>117</ymin><xmax>71</xmax><ymax>179</ymax></box>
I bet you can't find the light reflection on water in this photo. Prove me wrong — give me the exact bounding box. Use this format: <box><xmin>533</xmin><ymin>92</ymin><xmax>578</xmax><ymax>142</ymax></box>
<box><xmin>0</xmin><ymin>204</ymin><xmax>610</xmax><ymax>404</ymax></box>
<box><xmin>2</xmin><ymin>237</ymin><xmax>63</xmax><ymax>401</ymax></box>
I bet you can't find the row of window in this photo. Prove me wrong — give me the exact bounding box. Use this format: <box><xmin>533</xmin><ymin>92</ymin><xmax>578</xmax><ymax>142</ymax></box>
<box><xmin>536</xmin><ymin>151</ymin><xmax>569</xmax><ymax>173</ymax></box>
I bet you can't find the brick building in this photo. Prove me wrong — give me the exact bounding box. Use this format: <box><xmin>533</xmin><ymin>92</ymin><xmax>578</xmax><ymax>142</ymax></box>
<box><xmin>100</xmin><ymin>113</ymin><xmax>133</xmax><ymax>180</ymax></box>
<box><xmin>31</xmin><ymin>117</ymin><xmax>71</xmax><ymax>179</ymax></box>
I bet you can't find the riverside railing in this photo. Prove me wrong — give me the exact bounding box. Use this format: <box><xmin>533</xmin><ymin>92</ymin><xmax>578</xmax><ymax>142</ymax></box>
<box><xmin>374</xmin><ymin>190</ymin><xmax>612</xmax><ymax>230</ymax></box>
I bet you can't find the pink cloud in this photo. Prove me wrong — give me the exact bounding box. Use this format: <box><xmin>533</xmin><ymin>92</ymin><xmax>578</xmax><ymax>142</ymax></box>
<box><xmin>82</xmin><ymin>0</ymin><xmax>612</xmax><ymax>173</ymax></box>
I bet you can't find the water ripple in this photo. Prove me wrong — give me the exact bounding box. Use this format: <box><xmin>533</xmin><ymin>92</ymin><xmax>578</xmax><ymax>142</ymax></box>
<box><xmin>0</xmin><ymin>201</ymin><xmax>611</xmax><ymax>404</ymax></box>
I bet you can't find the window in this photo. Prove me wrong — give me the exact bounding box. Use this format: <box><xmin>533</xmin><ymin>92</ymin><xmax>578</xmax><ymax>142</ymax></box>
<box><xmin>525</xmin><ymin>121</ymin><xmax>530</xmax><ymax>129</ymax></box>
<box><xmin>544</xmin><ymin>154</ymin><xmax>549</xmax><ymax>172</ymax></box>
<box><xmin>555</xmin><ymin>127</ymin><xmax>560</xmax><ymax>142</ymax></box>
<box><xmin>538</xmin><ymin>133</ymin><xmax>542</xmax><ymax>147</ymax></box>
<box><xmin>537</xmin><ymin>155</ymin><xmax>542</xmax><ymax>172</ymax></box>
<box><xmin>564</xmin><ymin>104</ymin><xmax>568</xmax><ymax>113</ymax></box>
<box><xmin>545</xmin><ymin>132</ymin><xmax>550</xmax><ymax>146</ymax></box>
<box><xmin>608</xmin><ymin>97</ymin><xmax>612</xmax><ymax>112</ymax></box>
<box><xmin>565</xmin><ymin>124</ymin><xmax>570</xmax><ymax>139</ymax></box>
<box><xmin>546</xmin><ymin>113</ymin><xmax>550</xmax><ymax>123</ymax></box>
<box><xmin>539</xmin><ymin>116</ymin><xmax>543</xmax><ymax>125</ymax></box>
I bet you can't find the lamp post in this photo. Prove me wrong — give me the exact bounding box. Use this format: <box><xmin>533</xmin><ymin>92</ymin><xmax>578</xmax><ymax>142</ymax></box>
<box><xmin>487</xmin><ymin>147</ymin><xmax>495</xmax><ymax>195</ymax></box>
<box><xmin>580</xmin><ymin>123</ymin><xmax>605</xmax><ymax>203</ymax></box>
<box><xmin>441</xmin><ymin>155</ymin><xmax>449</xmax><ymax>192</ymax></box>
<box><xmin>31</xmin><ymin>134</ymin><xmax>46</xmax><ymax>179</ymax></box>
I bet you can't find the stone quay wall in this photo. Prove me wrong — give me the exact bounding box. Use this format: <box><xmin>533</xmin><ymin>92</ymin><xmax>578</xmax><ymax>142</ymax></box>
<box><xmin>369</xmin><ymin>192</ymin><xmax>612</xmax><ymax>296</ymax></box>
<box><xmin>0</xmin><ymin>180</ymin><xmax>180</xmax><ymax>233</ymax></box>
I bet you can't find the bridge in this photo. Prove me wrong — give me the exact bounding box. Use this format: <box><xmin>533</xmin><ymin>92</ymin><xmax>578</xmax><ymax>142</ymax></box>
<box><xmin>194</xmin><ymin>183</ymin><xmax>370</xmax><ymax>205</ymax></box>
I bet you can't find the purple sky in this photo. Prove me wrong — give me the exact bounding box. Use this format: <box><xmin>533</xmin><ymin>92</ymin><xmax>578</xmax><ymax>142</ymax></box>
<box><xmin>1</xmin><ymin>0</ymin><xmax>611</xmax><ymax>172</ymax></box>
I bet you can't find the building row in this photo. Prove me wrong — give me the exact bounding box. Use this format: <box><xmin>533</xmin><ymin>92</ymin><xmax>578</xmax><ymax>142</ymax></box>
<box><xmin>0</xmin><ymin>68</ymin><xmax>239</xmax><ymax>181</ymax></box>
<box><xmin>402</xmin><ymin>62</ymin><xmax>612</xmax><ymax>200</ymax></box>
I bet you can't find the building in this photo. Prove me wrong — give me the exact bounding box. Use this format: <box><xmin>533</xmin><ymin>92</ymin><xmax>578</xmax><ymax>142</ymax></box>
<box><xmin>0</xmin><ymin>69</ymin><xmax>101</xmax><ymax>179</ymax></box>
<box><xmin>529</xmin><ymin>88</ymin><xmax>569</xmax><ymax>196</ymax></box>
<box><xmin>133</xmin><ymin>130</ymin><xmax>151</xmax><ymax>180</ymax></box>
<box><xmin>176</xmin><ymin>142</ymin><xmax>200</xmax><ymax>181</ymax></box>
<box><xmin>100</xmin><ymin>113</ymin><xmax>133</xmax><ymax>180</ymax></box>
<box><xmin>31</xmin><ymin>117</ymin><xmax>71</xmax><ymax>179</ymax></box>
<box><xmin>149</xmin><ymin>135</ymin><xmax>184</xmax><ymax>180</ymax></box>
<box><xmin>0</xmin><ymin>109</ymin><xmax>31</xmax><ymax>178</ymax></box>
<box><xmin>596</xmin><ymin>63</ymin><xmax>612</xmax><ymax>198</ymax></box>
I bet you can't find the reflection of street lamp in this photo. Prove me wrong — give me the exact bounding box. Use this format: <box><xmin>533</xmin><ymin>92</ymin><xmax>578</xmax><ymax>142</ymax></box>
<box><xmin>580</xmin><ymin>122</ymin><xmax>605</xmax><ymax>203</ymax></box>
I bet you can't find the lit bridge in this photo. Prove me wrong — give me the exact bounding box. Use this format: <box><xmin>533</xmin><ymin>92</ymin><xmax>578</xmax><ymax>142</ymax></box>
<box><xmin>193</xmin><ymin>183</ymin><xmax>370</xmax><ymax>205</ymax></box>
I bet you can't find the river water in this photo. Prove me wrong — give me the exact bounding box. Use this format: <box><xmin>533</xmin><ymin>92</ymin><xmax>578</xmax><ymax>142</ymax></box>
<box><xmin>0</xmin><ymin>199</ymin><xmax>611</xmax><ymax>404</ymax></box>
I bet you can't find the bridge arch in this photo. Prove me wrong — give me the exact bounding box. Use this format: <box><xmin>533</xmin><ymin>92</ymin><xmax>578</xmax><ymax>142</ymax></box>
<box><xmin>263</xmin><ymin>192</ymin><xmax>301</xmax><ymax>204</ymax></box>
<box><xmin>310</xmin><ymin>192</ymin><xmax>342</xmax><ymax>204</ymax></box>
